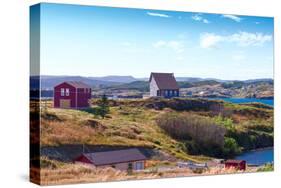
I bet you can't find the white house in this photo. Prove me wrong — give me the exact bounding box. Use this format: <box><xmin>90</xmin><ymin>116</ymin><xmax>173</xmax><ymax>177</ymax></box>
<box><xmin>149</xmin><ymin>72</ymin><xmax>179</xmax><ymax>98</ymax></box>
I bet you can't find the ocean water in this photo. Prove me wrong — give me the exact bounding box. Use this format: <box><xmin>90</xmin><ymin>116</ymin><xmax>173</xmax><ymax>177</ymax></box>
<box><xmin>210</xmin><ymin>98</ymin><xmax>273</xmax><ymax>106</ymax></box>
<box><xmin>234</xmin><ymin>148</ymin><xmax>273</xmax><ymax>166</ymax></box>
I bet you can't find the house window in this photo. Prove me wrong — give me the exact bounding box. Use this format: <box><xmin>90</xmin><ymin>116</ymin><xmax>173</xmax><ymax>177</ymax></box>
<box><xmin>135</xmin><ymin>162</ymin><xmax>144</xmax><ymax>170</ymax></box>
<box><xmin>61</xmin><ymin>88</ymin><xmax>64</xmax><ymax>96</ymax></box>
<box><xmin>165</xmin><ymin>90</ymin><xmax>168</xmax><ymax>96</ymax></box>
<box><xmin>65</xmin><ymin>88</ymin><xmax>69</xmax><ymax>96</ymax></box>
<box><xmin>175</xmin><ymin>91</ymin><xmax>178</xmax><ymax>96</ymax></box>
<box><xmin>169</xmin><ymin>90</ymin><xmax>172</xmax><ymax>96</ymax></box>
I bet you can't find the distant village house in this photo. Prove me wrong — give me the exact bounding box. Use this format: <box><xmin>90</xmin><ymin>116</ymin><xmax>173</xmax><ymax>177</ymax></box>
<box><xmin>149</xmin><ymin>72</ymin><xmax>179</xmax><ymax>98</ymax></box>
<box><xmin>74</xmin><ymin>148</ymin><xmax>147</xmax><ymax>171</ymax></box>
<box><xmin>54</xmin><ymin>81</ymin><xmax>91</xmax><ymax>109</ymax></box>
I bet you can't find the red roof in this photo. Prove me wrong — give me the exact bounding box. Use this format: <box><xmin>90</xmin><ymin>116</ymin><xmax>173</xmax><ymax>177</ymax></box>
<box><xmin>81</xmin><ymin>148</ymin><xmax>147</xmax><ymax>166</ymax></box>
<box><xmin>57</xmin><ymin>81</ymin><xmax>91</xmax><ymax>88</ymax></box>
<box><xmin>149</xmin><ymin>72</ymin><xmax>179</xmax><ymax>90</ymax></box>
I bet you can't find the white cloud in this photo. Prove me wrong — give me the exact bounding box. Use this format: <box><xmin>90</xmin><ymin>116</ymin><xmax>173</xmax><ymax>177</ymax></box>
<box><xmin>222</xmin><ymin>14</ymin><xmax>242</xmax><ymax>22</ymax></box>
<box><xmin>255</xmin><ymin>22</ymin><xmax>260</xmax><ymax>24</ymax></box>
<box><xmin>200</xmin><ymin>32</ymin><xmax>272</xmax><ymax>48</ymax></box>
<box><xmin>147</xmin><ymin>12</ymin><xmax>171</xmax><ymax>18</ymax></box>
<box><xmin>203</xmin><ymin>19</ymin><xmax>210</xmax><ymax>24</ymax></box>
<box><xmin>153</xmin><ymin>40</ymin><xmax>184</xmax><ymax>53</ymax></box>
<box><xmin>200</xmin><ymin>33</ymin><xmax>224</xmax><ymax>48</ymax></box>
<box><xmin>229</xmin><ymin>32</ymin><xmax>272</xmax><ymax>46</ymax></box>
<box><xmin>191</xmin><ymin>14</ymin><xmax>210</xmax><ymax>24</ymax></box>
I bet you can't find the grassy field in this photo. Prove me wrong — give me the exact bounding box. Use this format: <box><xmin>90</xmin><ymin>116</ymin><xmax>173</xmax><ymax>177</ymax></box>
<box><xmin>38</xmin><ymin>158</ymin><xmax>258</xmax><ymax>185</ymax></box>
<box><xmin>37</xmin><ymin>97</ymin><xmax>273</xmax><ymax>184</ymax></box>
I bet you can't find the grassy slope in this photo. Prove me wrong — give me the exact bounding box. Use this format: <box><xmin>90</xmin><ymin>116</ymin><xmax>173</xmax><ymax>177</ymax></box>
<box><xmin>41</xmin><ymin>98</ymin><xmax>273</xmax><ymax>162</ymax></box>
<box><xmin>41</xmin><ymin>105</ymin><xmax>209</xmax><ymax>162</ymax></box>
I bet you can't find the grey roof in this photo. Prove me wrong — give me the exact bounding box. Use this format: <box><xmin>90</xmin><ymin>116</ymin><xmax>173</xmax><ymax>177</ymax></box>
<box><xmin>149</xmin><ymin>72</ymin><xmax>179</xmax><ymax>90</ymax></box>
<box><xmin>64</xmin><ymin>81</ymin><xmax>91</xmax><ymax>88</ymax></box>
<box><xmin>225</xmin><ymin>160</ymin><xmax>245</xmax><ymax>164</ymax></box>
<box><xmin>83</xmin><ymin>148</ymin><xmax>147</xmax><ymax>166</ymax></box>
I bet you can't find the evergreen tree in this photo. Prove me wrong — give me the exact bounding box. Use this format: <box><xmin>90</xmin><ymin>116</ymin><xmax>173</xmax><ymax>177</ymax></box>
<box><xmin>98</xmin><ymin>94</ymin><xmax>109</xmax><ymax>118</ymax></box>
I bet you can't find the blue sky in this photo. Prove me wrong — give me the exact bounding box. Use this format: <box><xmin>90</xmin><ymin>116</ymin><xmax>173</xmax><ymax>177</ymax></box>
<box><xmin>38</xmin><ymin>3</ymin><xmax>274</xmax><ymax>80</ymax></box>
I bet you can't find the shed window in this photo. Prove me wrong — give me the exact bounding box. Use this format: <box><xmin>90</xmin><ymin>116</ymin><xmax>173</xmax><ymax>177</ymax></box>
<box><xmin>65</xmin><ymin>88</ymin><xmax>69</xmax><ymax>96</ymax></box>
<box><xmin>61</xmin><ymin>88</ymin><xmax>64</xmax><ymax>96</ymax></box>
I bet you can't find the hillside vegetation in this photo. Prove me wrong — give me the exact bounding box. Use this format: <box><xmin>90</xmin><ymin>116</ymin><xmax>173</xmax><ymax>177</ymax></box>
<box><xmin>40</xmin><ymin>98</ymin><xmax>273</xmax><ymax>161</ymax></box>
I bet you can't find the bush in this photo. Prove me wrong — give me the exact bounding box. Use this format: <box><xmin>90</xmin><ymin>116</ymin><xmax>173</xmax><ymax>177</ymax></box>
<box><xmin>97</xmin><ymin>95</ymin><xmax>110</xmax><ymax>119</ymax></box>
<box><xmin>223</xmin><ymin>137</ymin><xmax>241</xmax><ymax>157</ymax></box>
<box><xmin>214</xmin><ymin>115</ymin><xmax>234</xmax><ymax>129</ymax></box>
<box><xmin>156</xmin><ymin>113</ymin><xmax>226</xmax><ymax>147</ymax></box>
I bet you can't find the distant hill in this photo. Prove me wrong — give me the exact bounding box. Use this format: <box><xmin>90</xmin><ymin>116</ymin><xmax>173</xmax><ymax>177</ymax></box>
<box><xmin>89</xmin><ymin>76</ymin><xmax>138</xmax><ymax>83</ymax></box>
<box><xmin>105</xmin><ymin>81</ymin><xmax>149</xmax><ymax>92</ymax></box>
<box><xmin>36</xmin><ymin>76</ymin><xmax>128</xmax><ymax>89</ymax></box>
<box><xmin>34</xmin><ymin>75</ymin><xmax>273</xmax><ymax>95</ymax></box>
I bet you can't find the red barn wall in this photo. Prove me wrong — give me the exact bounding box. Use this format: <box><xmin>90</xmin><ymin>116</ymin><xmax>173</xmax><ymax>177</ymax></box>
<box><xmin>77</xmin><ymin>88</ymin><xmax>91</xmax><ymax>108</ymax></box>
<box><xmin>54</xmin><ymin>83</ymin><xmax>76</xmax><ymax>108</ymax></box>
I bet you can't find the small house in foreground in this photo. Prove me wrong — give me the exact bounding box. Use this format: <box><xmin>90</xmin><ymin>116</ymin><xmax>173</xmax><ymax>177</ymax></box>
<box><xmin>225</xmin><ymin>160</ymin><xmax>246</xmax><ymax>170</ymax></box>
<box><xmin>74</xmin><ymin>148</ymin><xmax>147</xmax><ymax>171</ymax></box>
<box><xmin>54</xmin><ymin>81</ymin><xmax>91</xmax><ymax>109</ymax></box>
<box><xmin>149</xmin><ymin>72</ymin><xmax>179</xmax><ymax>98</ymax></box>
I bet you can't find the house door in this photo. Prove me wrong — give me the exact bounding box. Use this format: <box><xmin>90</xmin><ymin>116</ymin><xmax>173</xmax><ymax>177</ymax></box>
<box><xmin>60</xmin><ymin>99</ymin><xmax>71</xmax><ymax>108</ymax></box>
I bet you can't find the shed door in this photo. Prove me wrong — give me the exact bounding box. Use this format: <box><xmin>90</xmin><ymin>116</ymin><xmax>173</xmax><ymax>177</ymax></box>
<box><xmin>60</xmin><ymin>99</ymin><xmax>71</xmax><ymax>108</ymax></box>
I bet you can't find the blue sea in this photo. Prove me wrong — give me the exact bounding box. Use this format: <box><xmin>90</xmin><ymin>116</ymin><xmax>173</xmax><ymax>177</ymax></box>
<box><xmin>235</xmin><ymin>148</ymin><xmax>273</xmax><ymax>166</ymax></box>
<box><xmin>210</xmin><ymin>98</ymin><xmax>273</xmax><ymax>106</ymax></box>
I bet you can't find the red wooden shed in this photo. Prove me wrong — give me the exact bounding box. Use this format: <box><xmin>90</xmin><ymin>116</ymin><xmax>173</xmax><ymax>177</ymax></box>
<box><xmin>54</xmin><ymin>81</ymin><xmax>91</xmax><ymax>109</ymax></box>
<box><xmin>225</xmin><ymin>160</ymin><xmax>246</xmax><ymax>170</ymax></box>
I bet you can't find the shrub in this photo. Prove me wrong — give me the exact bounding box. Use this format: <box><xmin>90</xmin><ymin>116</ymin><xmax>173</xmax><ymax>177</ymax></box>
<box><xmin>214</xmin><ymin>115</ymin><xmax>234</xmax><ymax>129</ymax></box>
<box><xmin>97</xmin><ymin>95</ymin><xmax>110</xmax><ymax>119</ymax></box>
<box><xmin>223</xmin><ymin>137</ymin><xmax>241</xmax><ymax>157</ymax></box>
<box><xmin>156</xmin><ymin>112</ymin><xmax>226</xmax><ymax>147</ymax></box>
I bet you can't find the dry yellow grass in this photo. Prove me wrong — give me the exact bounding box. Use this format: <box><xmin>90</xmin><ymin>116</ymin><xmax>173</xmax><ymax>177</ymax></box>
<box><xmin>39</xmin><ymin>162</ymin><xmax>254</xmax><ymax>185</ymax></box>
<box><xmin>40</xmin><ymin>106</ymin><xmax>209</xmax><ymax>162</ymax></box>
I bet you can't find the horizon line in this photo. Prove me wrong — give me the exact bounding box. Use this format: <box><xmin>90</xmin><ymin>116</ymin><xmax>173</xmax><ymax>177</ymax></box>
<box><xmin>33</xmin><ymin>74</ymin><xmax>274</xmax><ymax>81</ymax></box>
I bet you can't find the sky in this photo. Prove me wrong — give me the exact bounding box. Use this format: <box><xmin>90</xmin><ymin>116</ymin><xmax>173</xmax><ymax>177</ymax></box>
<box><xmin>36</xmin><ymin>3</ymin><xmax>274</xmax><ymax>80</ymax></box>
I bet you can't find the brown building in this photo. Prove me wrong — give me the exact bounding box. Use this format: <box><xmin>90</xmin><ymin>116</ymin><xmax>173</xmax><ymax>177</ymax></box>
<box><xmin>74</xmin><ymin>148</ymin><xmax>147</xmax><ymax>171</ymax></box>
<box><xmin>149</xmin><ymin>72</ymin><xmax>179</xmax><ymax>98</ymax></box>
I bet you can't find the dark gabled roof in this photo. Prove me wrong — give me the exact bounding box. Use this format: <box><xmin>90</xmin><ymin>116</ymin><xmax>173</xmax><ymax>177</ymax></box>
<box><xmin>58</xmin><ymin>81</ymin><xmax>91</xmax><ymax>88</ymax></box>
<box><xmin>82</xmin><ymin>148</ymin><xmax>147</xmax><ymax>166</ymax></box>
<box><xmin>149</xmin><ymin>72</ymin><xmax>179</xmax><ymax>90</ymax></box>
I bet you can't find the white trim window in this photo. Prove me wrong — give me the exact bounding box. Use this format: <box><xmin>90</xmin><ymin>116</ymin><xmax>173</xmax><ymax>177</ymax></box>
<box><xmin>61</xmin><ymin>88</ymin><xmax>65</xmax><ymax>96</ymax></box>
<box><xmin>65</xmin><ymin>88</ymin><xmax>70</xmax><ymax>96</ymax></box>
<box><xmin>169</xmin><ymin>90</ymin><xmax>172</xmax><ymax>96</ymax></box>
